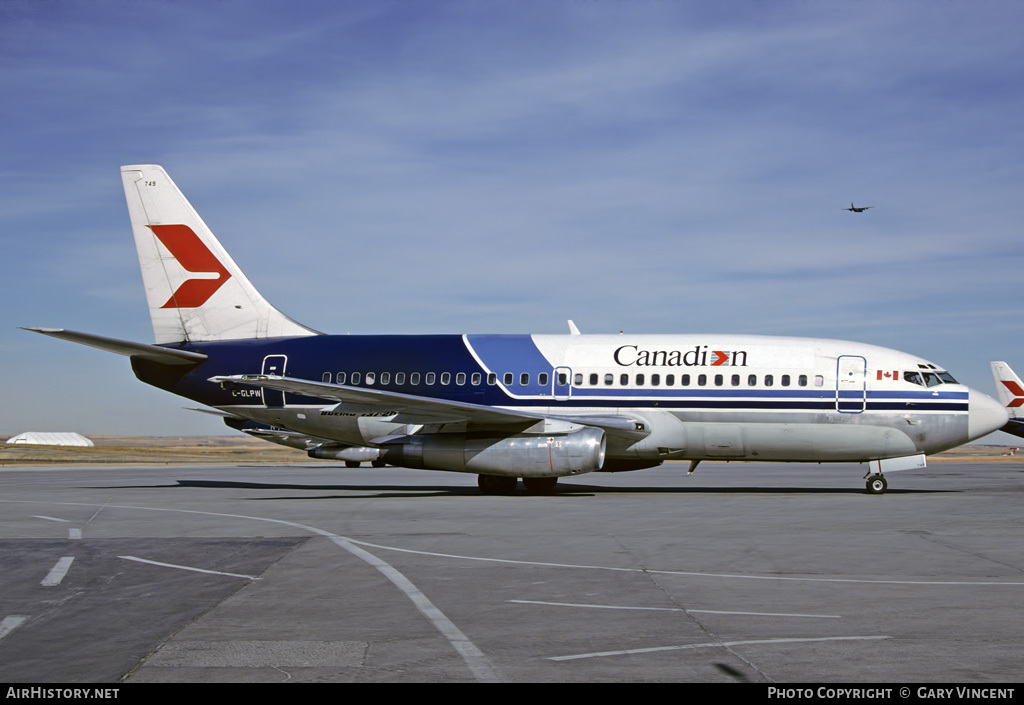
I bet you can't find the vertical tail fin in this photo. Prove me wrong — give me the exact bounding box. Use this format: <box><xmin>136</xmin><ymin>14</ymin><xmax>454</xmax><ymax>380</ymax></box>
<box><xmin>991</xmin><ymin>361</ymin><xmax>1024</xmax><ymax>419</ymax></box>
<box><xmin>120</xmin><ymin>165</ymin><xmax>318</xmax><ymax>343</ymax></box>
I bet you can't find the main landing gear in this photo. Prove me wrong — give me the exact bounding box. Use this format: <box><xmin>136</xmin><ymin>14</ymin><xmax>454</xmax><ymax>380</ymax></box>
<box><xmin>477</xmin><ymin>475</ymin><xmax>559</xmax><ymax>495</ymax></box>
<box><xmin>865</xmin><ymin>473</ymin><xmax>888</xmax><ymax>495</ymax></box>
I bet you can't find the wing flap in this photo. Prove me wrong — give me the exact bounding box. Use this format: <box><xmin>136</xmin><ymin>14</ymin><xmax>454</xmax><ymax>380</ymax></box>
<box><xmin>209</xmin><ymin>374</ymin><xmax>545</xmax><ymax>428</ymax></box>
<box><xmin>209</xmin><ymin>374</ymin><xmax>654</xmax><ymax>439</ymax></box>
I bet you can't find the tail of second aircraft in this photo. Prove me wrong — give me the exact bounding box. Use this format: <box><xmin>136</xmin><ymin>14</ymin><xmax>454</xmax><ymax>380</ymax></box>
<box><xmin>120</xmin><ymin>165</ymin><xmax>319</xmax><ymax>344</ymax></box>
<box><xmin>991</xmin><ymin>361</ymin><xmax>1024</xmax><ymax>437</ymax></box>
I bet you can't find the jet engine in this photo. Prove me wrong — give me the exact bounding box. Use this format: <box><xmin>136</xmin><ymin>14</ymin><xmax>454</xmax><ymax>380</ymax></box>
<box><xmin>307</xmin><ymin>444</ymin><xmax>382</xmax><ymax>463</ymax></box>
<box><xmin>379</xmin><ymin>427</ymin><xmax>606</xmax><ymax>478</ymax></box>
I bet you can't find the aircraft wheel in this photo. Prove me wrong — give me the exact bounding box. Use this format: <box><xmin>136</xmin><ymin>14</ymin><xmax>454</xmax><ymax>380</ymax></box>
<box><xmin>477</xmin><ymin>474</ymin><xmax>518</xmax><ymax>495</ymax></box>
<box><xmin>866</xmin><ymin>475</ymin><xmax>888</xmax><ymax>495</ymax></box>
<box><xmin>522</xmin><ymin>476</ymin><xmax>558</xmax><ymax>495</ymax></box>
<box><xmin>345</xmin><ymin>461</ymin><xmax>360</xmax><ymax>468</ymax></box>
<box><xmin>371</xmin><ymin>459</ymin><xmax>386</xmax><ymax>468</ymax></box>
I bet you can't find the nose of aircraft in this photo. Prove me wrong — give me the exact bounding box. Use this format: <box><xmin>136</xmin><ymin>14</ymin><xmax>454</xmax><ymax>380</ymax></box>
<box><xmin>968</xmin><ymin>388</ymin><xmax>1009</xmax><ymax>440</ymax></box>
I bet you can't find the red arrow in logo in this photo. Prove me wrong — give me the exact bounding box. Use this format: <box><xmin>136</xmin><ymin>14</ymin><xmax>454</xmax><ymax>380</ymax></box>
<box><xmin>148</xmin><ymin>224</ymin><xmax>231</xmax><ymax>308</ymax></box>
<box><xmin>711</xmin><ymin>351</ymin><xmax>730</xmax><ymax>366</ymax></box>
<box><xmin>1001</xmin><ymin>380</ymin><xmax>1024</xmax><ymax>407</ymax></box>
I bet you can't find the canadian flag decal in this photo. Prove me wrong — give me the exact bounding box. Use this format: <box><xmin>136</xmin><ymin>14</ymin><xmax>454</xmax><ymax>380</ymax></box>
<box><xmin>876</xmin><ymin>370</ymin><xmax>899</xmax><ymax>381</ymax></box>
<box><xmin>148</xmin><ymin>224</ymin><xmax>231</xmax><ymax>308</ymax></box>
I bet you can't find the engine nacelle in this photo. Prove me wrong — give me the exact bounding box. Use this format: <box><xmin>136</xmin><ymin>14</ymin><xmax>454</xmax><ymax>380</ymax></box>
<box><xmin>307</xmin><ymin>445</ymin><xmax>382</xmax><ymax>462</ymax></box>
<box><xmin>380</xmin><ymin>427</ymin><xmax>606</xmax><ymax>478</ymax></box>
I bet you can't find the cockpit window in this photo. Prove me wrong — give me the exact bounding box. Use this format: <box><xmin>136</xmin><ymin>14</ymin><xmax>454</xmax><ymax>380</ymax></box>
<box><xmin>905</xmin><ymin>369</ymin><xmax>957</xmax><ymax>386</ymax></box>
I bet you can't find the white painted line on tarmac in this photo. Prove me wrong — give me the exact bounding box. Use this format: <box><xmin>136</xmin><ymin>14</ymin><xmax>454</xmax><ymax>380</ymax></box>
<box><xmin>509</xmin><ymin>599</ymin><xmax>840</xmax><ymax>618</ymax></box>
<box><xmin>41</xmin><ymin>557</ymin><xmax>74</xmax><ymax>586</ymax></box>
<box><xmin>352</xmin><ymin>540</ymin><xmax>1024</xmax><ymax>587</ymax></box>
<box><xmin>550</xmin><ymin>635</ymin><xmax>890</xmax><ymax>662</ymax></box>
<box><xmin>32</xmin><ymin>515</ymin><xmax>71</xmax><ymax>523</ymax></box>
<box><xmin>0</xmin><ymin>616</ymin><xmax>29</xmax><ymax>642</ymax></box>
<box><xmin>119</xmin><ymin>556</ymin><xmax>260</xmax><ymax>581</ymax></box>
<box><xmin>3</xmin><ymin>497</ymin><xmax>501</xmax><ymax>683</ymax></box>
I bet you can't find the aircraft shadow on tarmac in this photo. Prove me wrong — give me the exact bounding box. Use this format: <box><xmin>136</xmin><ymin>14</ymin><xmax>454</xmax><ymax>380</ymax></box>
<box><xmin>98</xmin><ymin>479</ymin><xmax>957</xmax><ymax>497</ymax></box>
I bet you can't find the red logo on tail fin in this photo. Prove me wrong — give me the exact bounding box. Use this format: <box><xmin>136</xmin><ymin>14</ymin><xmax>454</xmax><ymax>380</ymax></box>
<box><xmin>148</xmin><ymin>225</ymin><xmax>231</xmax><ymax>308</ymax></box>
<box><xmin>1001</xmin><ymin>380</ymin><xmax>1024</xmax><ymax>408</ymax></box>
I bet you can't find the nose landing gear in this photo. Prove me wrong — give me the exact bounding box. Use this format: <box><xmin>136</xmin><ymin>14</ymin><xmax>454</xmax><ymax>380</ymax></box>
<box><xmin>865</xmin><ymin>472</ymin><xmax>888</xmax><ymax>495</ymax></box>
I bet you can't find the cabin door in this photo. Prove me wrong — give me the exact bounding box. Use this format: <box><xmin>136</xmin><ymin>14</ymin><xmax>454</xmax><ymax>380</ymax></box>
<box><xmin>261</xmin><ymin>355</ymin><xmax>288</xmax><ymax>407</ymax></box>
<box><xmin>835</xmin><ymin>355</ymin><xmax>867</xmax><ymax>413</ymax></box>
<box><xmin>553</xmin><ymin>366</ymin><xmax>572</xmax><ymax>401</ymax></box>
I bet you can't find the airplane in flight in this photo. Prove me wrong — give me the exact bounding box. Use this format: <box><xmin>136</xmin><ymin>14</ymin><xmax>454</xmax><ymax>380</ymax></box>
<box><xmin>26</xmin><ymin>165</ymin><xmax>1022</xmax><ymax>495</ymax></box>
<box><xmin>844</xmin><ymin>202</ymin><xmax>873</xmax><ymax>212</ymax></box>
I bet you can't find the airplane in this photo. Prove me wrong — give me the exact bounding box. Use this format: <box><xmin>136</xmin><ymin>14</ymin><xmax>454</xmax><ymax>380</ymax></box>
<box><xmin>844</xmin><ymin>202</ymin><xmax>873</xmax><ymax>212</ymax></box>
<box><xmin>24</xmin><ymin>165</ymin><xmax>1022</xmax><ymax>495</ymax></box>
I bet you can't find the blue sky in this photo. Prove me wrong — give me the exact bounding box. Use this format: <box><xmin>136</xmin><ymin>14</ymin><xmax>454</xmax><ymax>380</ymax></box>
<box><xmin>2</xmin><ymin>0</ymin><xmax>1023</xmax><ymax>437</ymax></box>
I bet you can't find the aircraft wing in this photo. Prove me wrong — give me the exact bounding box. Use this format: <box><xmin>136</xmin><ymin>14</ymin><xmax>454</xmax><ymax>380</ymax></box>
<box><xmin>210</xmin><ymin>374</ymin><xmax>649</xmax><ymax>438</ymax></box>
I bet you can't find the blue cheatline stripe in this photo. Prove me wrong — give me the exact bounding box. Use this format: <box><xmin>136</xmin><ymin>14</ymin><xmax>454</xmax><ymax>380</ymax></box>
<box><xmin>464</xmin><ymin>335</ymin><xmax>552</xmax><ymax>373</ymax></box>
<box><xmin>464</xmin><ymin>334</ymin><xmax>554</xmax><ymax>396</ymax></box>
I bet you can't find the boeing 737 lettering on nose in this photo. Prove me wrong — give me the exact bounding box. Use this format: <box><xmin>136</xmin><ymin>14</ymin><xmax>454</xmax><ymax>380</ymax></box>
<box><xmin>25</xmin><ymin>165</ymin><xmax>1024</xmax><ymax>494</ymax></box>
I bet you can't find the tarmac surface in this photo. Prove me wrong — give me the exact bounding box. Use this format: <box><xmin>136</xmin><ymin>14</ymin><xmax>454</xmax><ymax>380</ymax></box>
<box><xmin>1</xmin><ymin>460</ymin><xmax>1022</xmax><ymax>683</ymax></box>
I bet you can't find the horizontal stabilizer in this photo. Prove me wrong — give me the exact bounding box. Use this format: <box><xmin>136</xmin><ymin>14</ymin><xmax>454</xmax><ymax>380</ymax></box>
<box><xmin>999</xmin><ymin>419</ymin><xmax>1024</xmax><ymax>439</ymax></box>
<box><xmin>23</xmin><ymin>328</ymin><xmax>206</xmax><ymax>366</ymax></box>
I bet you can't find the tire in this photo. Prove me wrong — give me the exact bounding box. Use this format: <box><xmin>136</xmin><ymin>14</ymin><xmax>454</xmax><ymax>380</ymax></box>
<box><xmin>522</xmin><ymin>476</ymin><xmax>559</xmax><ymax>494</ymax></box>
<box><xmin>866</xmin><ymin>475</ymin><xmax>888</xmax><ymax>495</ymax></box>
<box><xmin>477</xmin><ymin>474</ymin><xmax>518</xmax><ymax>495</ymax></box>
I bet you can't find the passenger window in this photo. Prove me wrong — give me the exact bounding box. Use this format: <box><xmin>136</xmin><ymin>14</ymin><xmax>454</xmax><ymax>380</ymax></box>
<box><xmin>714</xmin><ymin>374</ymin><xmax>723</xmax><ymax>386</ymax></box>
<box><xmin>425</xmin><ymin>372</ymin><xmax>435</xmax><ymax>385</ymax></box>
<box><xmin>574</xmin><ymin>373</ymin><xmax>583</xmax><ymax>385</ymax></box>
<box><xmin>698</xmin><ymin>374</ymin><xmax>707</xmax><ymax>386</ymax></box>
<box><xmin>487</xmin><ymin>373</ymin><xmax>497</xmax><ymax>385</ymax></box>
<box><xmin>558</xmin><ymin>373</ymin><xmax>568</xmax><ymax>385</ymax></box>
<box><xmin>351</xmin><ymin>372</ymin><xmax>361</xmax><ymax>385</ymax></box>
<box><xmin>472</xmin><ymin>372</ymin><xmax>482</xmax><ymax>385</ymax></box>
<box><xmin>441</xmin><ymin>372</ymin><xmax>451</xmax><ymax>385</ymax></box>
<box><xmin>336</xmin><ymin>372</ymin><xmax>346</xmax><ymax>384</ymax></box>
<box><xmin>455</xmin><ymin>372</ymin><xmax>466</xmax><ymax>385</ymax></box>
<box><xmin>504</xmin><ymin>373</ymin><xmax>513</xmax><ymax>385</ymax></box>
<box><xmin>365</xmin><ymin>372</ymin><xmax>376</xmax><ymax>385</ymax></box>
<box><xmin>322</xmin><ymin>372</ymin><xmax>331</xmax><ymax>383</ymax></box>
<box><xmin>636</xmin><ymin>374</ymin><xmax>645</xmax><ymax>386</ymax></box>
<box><xmin>651</xmin><ymin>374</ymin><xmax>660</xmax><ymax>386</ymax></box>
<box><xmin>764</xmin><ymin>374</ymin><xmax>773</xmax><ymax>387</ymax></box>
<box><xmin>381</xmin><ymin>372</ymin><xmax>391</xmax><ymax>385</ymax></box>
<box><xmin>538</xmin><ymin>373</ymin><xmax>548</xmax><ymax>386</ymax></box>
<box><xmin>411</xmin><ymin>372</ymin><xmax>421</xmax><ymax>385</ymax></box>
<box><xmin>748</xmin><ymin>374</ymin><xmax>757</xmax><ymax>386</ymax></box>
<box><xmin>620</xmin><ymin>373</ymin><xmax>629</xmax><ymax>385</ymax></box>
<box><xmin>590</xmin><ymin>373</ymin><xmax>598</xmax><ymax>386</ymax></box>
<box><xmin>396</xmin><ymin>372</ymin><xmax>406</xmax><ymax>385</ymax></box>
<box><xmin>666</xmin><ymin>374</ymin><xmax>675</xmax><ymax>386</ymax></box>
<box><xmin>731</xmin><ymin>374</ymin><xmax>740</xmax><ymax>386</ymax></box>
<box><xmin>814</xmin><ymin>375</ymin><xmax>824</xmax><ymax>387</ymax></box>
<box><xmin>781</xmin><ymin>375</ymin><xmax>790</xmax><ymax>387</ymax></box>
<box><xmin>604</xmin><ymin>373</ymin><xmax>614</xmax><ymax>385</ymax></box>
<box><xmin>520</xmin><ymin>373</ymin><xmax>529</xmax><ymax>386</ymax></box>
<box><xmin>798</xmin><ymin>375</ymin><xmax>807</xmax><ymax>387</ymax></box>
<box><xmin>681</xmin><ymin>374</ymin><xmax>691</xmax><ymax>386</ymax></box>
